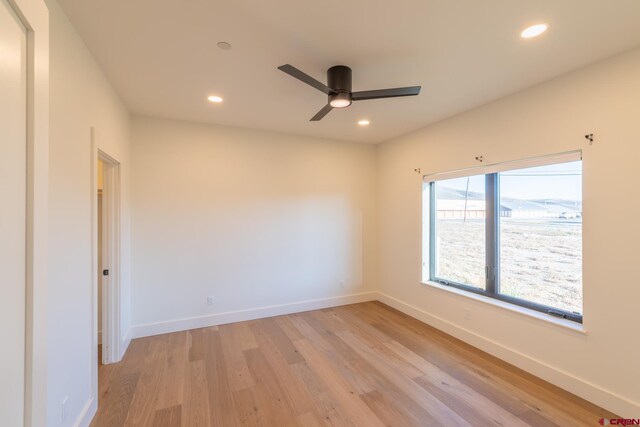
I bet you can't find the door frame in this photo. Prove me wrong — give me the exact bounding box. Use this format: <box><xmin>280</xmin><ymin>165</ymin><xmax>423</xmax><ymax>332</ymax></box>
<box><xmin>91</xmin><ymin>135</ymin><xmax>123</xmax><ymax>376</ymax></box>
<box><xmin>8</xmin><ymin>0</ymin><xmax>50</xmax><ymax>426</ymax></box>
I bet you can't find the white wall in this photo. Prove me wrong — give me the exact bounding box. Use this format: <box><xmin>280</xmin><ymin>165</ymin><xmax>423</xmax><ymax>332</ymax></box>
<box><xmin>377</xmin><ymin>47</ymin><xmax>640</xmax><ymax>416</ymax></box>
<box><xmin>130</xmin><ymin>117</ymin><xmax>377</xmax><ymax>334</ymax></box>
<box><xmin>46</xmin><ymin>0</ymin><xmax>131</xmax><ymax>425</ymax></box>
<box><xmin>0</xmin><ymin>2</ymin><xmax>27</xmax><ymax>424</ymax></box>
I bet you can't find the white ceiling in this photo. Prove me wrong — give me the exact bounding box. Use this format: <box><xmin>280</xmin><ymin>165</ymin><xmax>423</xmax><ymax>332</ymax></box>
<box><xmin>57</xmin><ymin>0</ymin><xmax>640</xmax><ymax>143</ymax></box>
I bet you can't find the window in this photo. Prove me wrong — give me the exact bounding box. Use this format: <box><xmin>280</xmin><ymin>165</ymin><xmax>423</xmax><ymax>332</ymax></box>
<box><xmin>424</xmin><ymin>152</ymin><xmax>583</xmax><ymax>323</ymax></box>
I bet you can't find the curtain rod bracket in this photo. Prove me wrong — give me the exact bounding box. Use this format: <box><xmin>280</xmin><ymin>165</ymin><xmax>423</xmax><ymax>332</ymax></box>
<box><xmin>585</xmin><ymin>133</ymin><xmax>594</xmax><ymax>144</ymax></box>
<box><xmin>475</xmin><ymin>156</ymin><xmax>484</xmax><ymax>163</ymax></box>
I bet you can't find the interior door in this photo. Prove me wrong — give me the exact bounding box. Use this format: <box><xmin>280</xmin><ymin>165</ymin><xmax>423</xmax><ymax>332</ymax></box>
<box><xmin>0</xmin><ymin>0</ymin><xmax>27</xmax><ymax>425</ymax></box>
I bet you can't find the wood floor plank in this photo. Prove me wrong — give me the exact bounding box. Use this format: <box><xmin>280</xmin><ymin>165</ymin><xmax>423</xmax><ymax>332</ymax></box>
<box><xmin>299</xmin><ymin>310</ymin><xmax>442</xmax><ymax>426</ymax></box>
<box><xmin>92</xmin><ymin>372</ymin><xmax>140</xmax><ymax>427</ymax></box>
<box><xmin>188</xmin><ymin>329</ymin><xmax>207</xmax><ymax>362</ymax></box>
<box><xmin>155</xmin><ymin>332</ymin><xmax>187</xmax><ymax>410</ymax></box>
<box><xmin>250</xmin><ymin>317</ymin><xmax>305</xmax><ymax>365</ymax></box>
<box><xmin>218</xmin><ymin>323</ymin><xmax>255</xmax><ymax>391</ymax></box>
<box><xmin>464</xmin><ymin>356</ymin><xmax>617</xmax><ymax>422</ymax></box>
<box><xmin>372</xmin><ymin>319</ymin><xmax>468</xmax><ymax>371</ymax></box>
<box><xmin>330</xmin><ymin>305</ymin><xmax>396</xmax><ymax>344</ymax></box>
<box><xmin>335</xmin><ymin>329</ymin><xmax>473</xmax><ymax>427</ymax></box>
<box><xmin>122</xmin><ymin>339</ymin><xmax>167</xmax><ymax>426</ymax></box>
<box><xmin>93</xmin><ymin>337</ymin><xmax>158</xmax><ymax>426</ymax></box>
<box><xmin>289</xmin><ymin>362</ymin><xmax>357</xmax><ymax>427</ymax></box>
<box><xmin>372</xmin><ymin>301</ymin><xmax>607</xmax><ymax>426</ymax></box>
<box><xmin>293</xmin><ymin>411</ymin><xmax>325</xmax><ymax>427</ymax></box>
<box><xmin>385</xmin><ymin>339</ymin><xmax>530</xmax><ymax>427</ymax></box>
<box><xmin>92</xmin><ymin>302</ymin><xmax>617</xmax><ymax>426</ymax></box>
<box><xmin>364</xmin><ymin>302</ymin><xmax>612</xmax><ymax>425</ymax></box>
<box><xmin>293</xmin><ymin>337</ymin><xmax>387</xmax><ymax>427</ymax></box>
<box><xmin>315</xmin><ymin>307</ymin><xmax>352</xmax><ymax>332</ymax></box>
<box><xmin>233</xmin><ymin>321</ymin><xmax>259</xmax><ymax>350</ymax></box>
<box><xmin>364</xmin><ymin>302</ymin><xmax>488</xmax><ymax>368</ymax></box>
<box><xmin>441</xmin><ymin>355</ymin><xmax>542</xmax><ymax>417</ymax></box>
<box><xmin>360</xmin><ymin>389</ymin><xmax>425</xmax><ymax>427</ymax></box>
<box><xmin>248</xmin><ymin>319</ymin><xmax>316</xmax><ymax>416</ymax></box>
<box><xmin>366</xmin><ymin>303</ymin><xmax>615</xmax><ymax>424</ymax></box>
<box><xmin>413</xmin><ymin>375</ymin><xmax>522</xmax><ymax>427</ymax></box>
<box><xmin>152</xmin><ymin>404</ymin><xmax>182</xmax><ymax>427</ymax></box>
<box><xmin>330</xmin><ymin>322</ymin><xmax>424</xmax><ymax>381</ymax></box>
<box><xmin>203</xmin><ymin>329</ymin><xmax>239</xmax><ymax>427</ymax></box>
<box><xmin>518</xmin><ymin>409</ymin><xmax>563</xmax><ymax>427</ymax></box>
<box><xmin>288</xmin><ymin>313</ymin><xmax>378</xmax><ymax>395</ymax></box>
<box><xmin>275</xmin><ymin>315</ymin><xmax>306</xmax><ymax>341</ymax></box>
<box><xmin>457</xmin><ymin>361</ymin><xmax>604</xmax><ymax>426</ymax></box>
<box><xmin>182</xmin><ymin>360</ymin><xmax>211</xmax><ymax>427</ymax></box>
<box><xmin>244</xmin><ymin>347</ymin><xmax>298</xmax><ymax>425</ymax></box>
<box><xmin>232</xmin><ymin>386</ymin><xmax>264</xmax><ymax>426</ymax></box>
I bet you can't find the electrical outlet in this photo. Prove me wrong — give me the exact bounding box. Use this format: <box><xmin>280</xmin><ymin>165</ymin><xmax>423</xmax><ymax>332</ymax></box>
<box><xmin>464</xmin><ymin>308</ymin><xmax>471</xmax><ymax>320</ymax></box>
<box><xmin>61</xmin><ymin>396</ymin><xmax>69</xmax><ymax>423</ymax></box>
<box><xmin>207</xmin><ymin>296</ymin><xmax>215</xmax><ymax>306</ymax></box>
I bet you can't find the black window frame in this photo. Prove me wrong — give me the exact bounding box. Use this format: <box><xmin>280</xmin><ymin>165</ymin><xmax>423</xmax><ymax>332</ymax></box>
<box><xmin>428</xmin><ymin>171</ymin><xmax>583</xmax><ymax>324</ymax></box>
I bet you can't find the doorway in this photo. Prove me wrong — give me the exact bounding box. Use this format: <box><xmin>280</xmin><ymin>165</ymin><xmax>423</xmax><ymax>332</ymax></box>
<box><xmin>97</xmin><ymin>160</ymin><xmax>104</xmax><ymax>364</ymax></box>
<box><xmin>94</xmin><ymin>149</ymin><xmax>122</xmax><ymax>369</ymax></box>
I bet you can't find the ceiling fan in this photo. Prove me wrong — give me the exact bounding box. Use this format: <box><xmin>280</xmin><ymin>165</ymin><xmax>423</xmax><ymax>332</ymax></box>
<box><xmin>277</xmin><ymin>64</ymin><xmax>421</xmax><ymax>121</ymax></box>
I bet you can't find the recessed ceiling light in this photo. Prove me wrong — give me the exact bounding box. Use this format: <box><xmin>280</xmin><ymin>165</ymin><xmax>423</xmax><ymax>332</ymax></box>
<box><xmin>217</xmin><ymin>41</ymin><xmax>232</xmax><ymax>50</ymax></box>
<box><xmin>358</xmin><ymin>119</ymin><xmax>370</xmax><ymax>126</ymax></box>
<box><xmin>521</xmin><ymin>23</ymin><xmax>548</xmax><ymax>39</ymax></box>
<box><xmin>207</xmin><ymin>95</ymin><xmax>223</xmax><ymax>103</ymax></box>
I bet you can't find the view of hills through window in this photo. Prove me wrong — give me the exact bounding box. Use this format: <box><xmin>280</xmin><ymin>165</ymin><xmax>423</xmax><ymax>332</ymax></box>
<box><xmin>432</xmin><ymin>161</ymin><xmax>583</xmax><ymax>315</ymax></box>
<box><xmin>433</xmin><ymin>175</ymin><xmax>486</xmax><ymax>289</ymax></box>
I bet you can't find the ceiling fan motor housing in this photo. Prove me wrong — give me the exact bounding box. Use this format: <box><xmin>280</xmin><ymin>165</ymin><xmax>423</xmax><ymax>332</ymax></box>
<box><xmin>328</xmin><ymin>65</ymin><xmax>352</xmax><ymax>106</ymax></box>
<box><xmin>328</xmin><ymin>65</ymin><xmax>352</xmax><ymax>92</ymax></box>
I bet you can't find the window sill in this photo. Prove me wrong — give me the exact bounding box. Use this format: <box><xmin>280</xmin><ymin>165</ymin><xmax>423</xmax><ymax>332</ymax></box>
<box><xmin>420</xmin><ymin>281</ymin><xmax>587</xmax><ymax>334</ymax></box>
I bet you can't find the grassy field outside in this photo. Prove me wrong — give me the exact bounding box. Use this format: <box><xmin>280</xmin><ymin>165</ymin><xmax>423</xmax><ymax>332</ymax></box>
<box><xmin>434</xmin><ymin>218</ymin><xmax>582</xmax><ymax>314</ymax></box>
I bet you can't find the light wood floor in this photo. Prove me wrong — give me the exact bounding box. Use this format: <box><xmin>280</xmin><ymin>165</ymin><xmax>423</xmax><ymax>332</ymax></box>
<box><xmin>91</xmin><ymin>301</ymin><xmax>615</xmax><ymax>426</ymax></box>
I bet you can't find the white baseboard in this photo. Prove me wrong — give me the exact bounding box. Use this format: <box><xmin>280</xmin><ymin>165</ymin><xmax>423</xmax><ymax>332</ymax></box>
<box><xmin>376</xmin><ymin>292</ymin><xmax>640</xmax><ymax>417</ymax></box>
<box><xmin>130</xmin><ymin>291</ymin><xmax>377</xmax><ymax>339</ymax></box>
<box><xmin>73</xmin><ymin>397</ymin><xmax>96</xmax><ymax>427</ymax></box>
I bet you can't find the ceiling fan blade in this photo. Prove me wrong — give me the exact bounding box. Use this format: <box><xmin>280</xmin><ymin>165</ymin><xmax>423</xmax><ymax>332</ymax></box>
<box><xmin>278</xmin><ymin>64</ymin><xmax>333</xmax><ymax>95</ymax></box>
<box><xmin>310</xmin><ymin>104</ymin><xmax>333</xmax><ymax>121</ymax></box>
<box><xmin>352</xmin><ymin>86</ymin><xmax>421</xmax><ymax>101</ymax></box>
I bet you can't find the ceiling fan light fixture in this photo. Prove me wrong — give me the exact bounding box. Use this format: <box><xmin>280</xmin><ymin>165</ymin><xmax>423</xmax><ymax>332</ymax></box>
<box><xmin>329</xmin><ymin>92</ymin><xmax>352</xmax><ymax>108</ymax></box>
